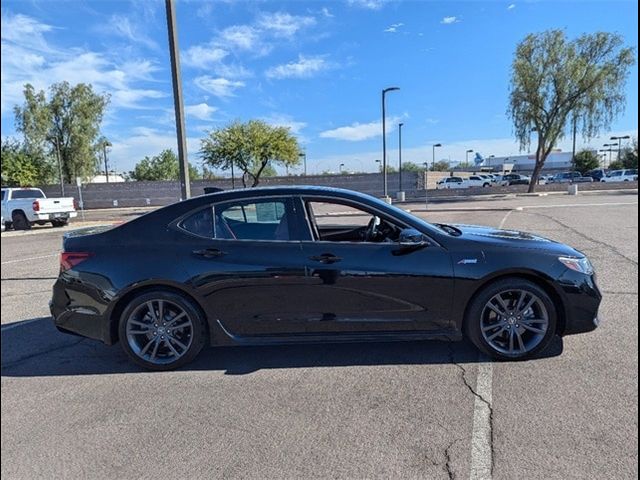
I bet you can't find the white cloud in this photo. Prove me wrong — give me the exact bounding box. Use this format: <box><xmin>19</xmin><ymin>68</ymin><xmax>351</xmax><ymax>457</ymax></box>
<box><xmin>347</xmin><ymin>0</ymin><xmax>391</xmax><ymax>10</ymax></box>
<box><xmin>1</xmin><ymin>11</ymin><xmax>165</xmax><ymax>115</ymax></box>
<box><xmin>441</xmin><ymin>16</ymin><xmax>461</xmax><ymax>25</ymax></box>
<box><xmin>257</xmin><ymin>12</ymin><xmax>316</xmax><ymax>38</ymax></box>
<box><xmin>219</xmin><ymin>25</ymin><xmax>261</xmax><ymax>50</ymax></box>
<box><xmin>266</xmin><ymin>55</ymin><xmax>332</xmax><ymax>79</ymax></box>
<box><xmin>320</xmin><ymin>7</ymin><xmax>334</xmax><ymax>18</ymax></box>
<box><xmin>103</xmin><ymin>15</ymin><xmax>159</xmax><ymax>50</ymax></box>
<box><xmin>261</xmin><ymin>114</ymin><xmax>307</xmax><ymax>134</ymax></box>
<box><xmin>184</xmin><ymin>103</ymin><xmax>218</xmax><ymax>121</ymax></box>
<box><xmin>384</xmin><ymin>23</ymin><xmax>404</xmax><ymax>33</ymax></box>
<box><xmin>182</xmin><ymin>44</ymin><xmax>229</xmax><ymax>69</ymax></box>
<box><xmin>319</xmin><ymin>117</ymin><xmax>401</xmax><ymax>142</ymax></box>
<box><xmin>194</xmin><ymin>76</ymin><xmax>245</xmax><ymax>97</ymax></box>
<box><xmin>507</xmin><ymin>4</ymin><xmax>516</xmax><ymax>10</ymax></box>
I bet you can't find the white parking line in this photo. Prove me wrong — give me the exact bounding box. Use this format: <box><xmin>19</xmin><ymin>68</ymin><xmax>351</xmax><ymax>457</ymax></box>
<box><xmin>469</xmin><ymin>357</ymin><xmax>493</xmax><ymax>480</ymax></box>
<box><xmin>522</xmin><ymin>201</ymin><xmax>638</xmax><ymax>210</ymax></box>
<box><xmin>1</xmin><ymin>253</ymin><xmax>58</xmax><ymax>265</ymax></box>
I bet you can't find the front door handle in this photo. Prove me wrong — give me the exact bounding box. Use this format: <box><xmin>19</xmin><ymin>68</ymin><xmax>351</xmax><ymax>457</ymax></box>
<box><xmin>309</xmin><ymin>253</ymin><xmax>342</xmax><ymax>264</ymax></box>
<box><xmin>193</xmin><ymin>248</ymin><xmax>227</xmax><ymax>259</ymax></box>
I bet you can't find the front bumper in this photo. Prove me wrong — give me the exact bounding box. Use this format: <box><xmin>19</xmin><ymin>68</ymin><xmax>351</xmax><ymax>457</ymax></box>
<box><xmin>557</xmin><ymin>270</ymin><xmax>602</xmax><ymax>336</ymax></box>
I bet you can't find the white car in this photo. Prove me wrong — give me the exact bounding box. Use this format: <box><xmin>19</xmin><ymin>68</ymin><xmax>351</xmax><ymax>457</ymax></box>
<box><xmin>600</xmin><ymin>169</ymin><xmax>638</xmax><ymax>182</ymax></box>
<box><xmin>436</xmin><ymin>177</ymin><xmax>467</xmax><ymax>189</ymax></box>
<box><xmin>1</xmin><ymin>187</ymin><xmax>77</xmax><ymax>230</ymax></box>
<box><xmin>465</xmin><ymin>175</ymin><xmax>493</xmax><ymax>188</ymax></box>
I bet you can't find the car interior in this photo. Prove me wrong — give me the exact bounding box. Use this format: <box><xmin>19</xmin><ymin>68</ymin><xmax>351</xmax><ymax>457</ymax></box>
<box><xmin>304</xmin><ymin>200</ymin><xmax>403</xmax><ymax>243</ymax></box>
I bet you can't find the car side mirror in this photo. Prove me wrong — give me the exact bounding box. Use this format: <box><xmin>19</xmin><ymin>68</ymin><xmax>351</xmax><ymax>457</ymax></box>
<box><xmin>398</xmin><ymin>228</ymin><xmax>428</xmax><ymax>246</ymax></box>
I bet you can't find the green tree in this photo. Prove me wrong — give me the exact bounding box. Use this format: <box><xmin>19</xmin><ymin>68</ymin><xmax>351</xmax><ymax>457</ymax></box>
<box><xmin>1</xmin><ymin>139</ymin><xmax>55</xmax><ymax>186</ymax></box>
<box><xmin>457</xmin><ymin>161</ymin><xmax>474</xmax><ymax>170</ymax></box>
<box><xmin>401</xmin><ymin>162</ymin><xmax>425</xmax><ymax>172</ymax></box>
<box><xmin>509</xmin><ymin>31</ymin><xmax>635</xmax><ymax>192</ymax></box>
<box><xmin>573</xmin><ymin>150</ymin><xmax>601</xmax><ymax>174</ymax></box>
<box><xmin>14</xmin><ymin>82</ymin><xmax>110</xmax><ymax>183</ymax></box>
<box><xmin>130</xmin><ymin>149</ymin><xmax>202</xmax><ymax>181</ymax></box>
<box><xmin>620</xmin><ymin>138</ymin><xmax>638</xmax><ymax>169</ymax></box>
<box><xmin>430</xmin><ymin>160</ymin><xmax>451</xmax><ymax>172</ymax></box>
<box><xmin>608</xmin><ymin>160</ymin><xmax>624</xmax><ymax>170</ymax></box>
<box><xmin>200</xmin><ymin>120</ymin><xmax>301</xmax><ymax>187</ymax></box>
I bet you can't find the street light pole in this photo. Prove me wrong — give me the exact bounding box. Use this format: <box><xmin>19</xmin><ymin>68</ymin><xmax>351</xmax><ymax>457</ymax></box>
<box><xmin>102</xmin><ymin>140</ymin><xmax>112</xmax><ymax>183</ymax></box>
<box><xmin>610</xmin><ymin>135</ymin><xmax>631</xmax><ymax>164</ymax></box>
<box><xmin>339</xmin><ymin>163</ymin><xmax>345</xmax><ymax>173</ymax></box>
<box><xmin>432</xmin><ymin>143</ymin><xmax>442</xmax><ymax>171</ymax></box>
<box><xmin>398</xmin><ymin>122</ymin><xmax>403</xmax><ymax>193</ymax></box>
<box><xmin>165</xmin><ymin>0</ymin><xmax>190</xmax><ymax>200</ymax></box>
<box><xmin>381</xmin><ymin>86</ymin><xmax>400</xmax><ymax>200</ymax></box>
<box><xmin>299</xmin><ymin>152</ymin><xmax>307</xmax><ymax>176</ymax></box>
<box><xmin>571</xmin><ymin>115</ymin><xmax>578</xmax><ymax>168</ymax></box>
<box><xmin>466</xmin><ymin>149</ymin><xmax>474</xmax><ymax>166</ymax></box>
<box><xmin>53</xmin><ymin>137</ymin><xmax>65</xmax><ymax>196</ymax></box>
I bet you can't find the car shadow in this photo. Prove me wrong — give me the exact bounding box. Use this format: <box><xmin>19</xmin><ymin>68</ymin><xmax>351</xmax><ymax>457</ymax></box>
<box><xmin>1</xmin><ymin>317</ymin><xmax>564</xmax><ymax>377</ymax></box>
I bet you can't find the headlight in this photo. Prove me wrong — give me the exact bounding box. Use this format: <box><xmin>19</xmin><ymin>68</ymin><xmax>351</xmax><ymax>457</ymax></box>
<box><xmin>559</xmin><ymin>256</ymin><xmax>594</xmax><ymax>275</ymax></box>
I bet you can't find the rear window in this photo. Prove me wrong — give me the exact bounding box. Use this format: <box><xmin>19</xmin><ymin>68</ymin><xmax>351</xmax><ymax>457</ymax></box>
<box><xmin>180</xmin><ymin>207</ymin><xmax>214</xmax><ymax>238</ymax></box>
<box><xmin>11</xmin><ymin>189</ymin><xmax>45</xmax><ymax>199</ymax></box>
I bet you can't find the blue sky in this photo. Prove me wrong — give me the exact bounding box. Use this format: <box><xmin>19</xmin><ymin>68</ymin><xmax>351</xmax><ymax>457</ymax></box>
<box><xmin>1</xmin><ymin>0</ymin><xmax>638</xmax><ymax>175</ymax></box>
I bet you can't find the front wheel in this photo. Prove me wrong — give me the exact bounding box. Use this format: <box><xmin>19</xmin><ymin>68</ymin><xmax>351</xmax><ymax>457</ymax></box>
<box><xmin>465</xmin><ymin>278</ymin><xmax>557</xmax><ymax>360</ymax></box>
<box><xmin>118</xmin><ymin>291</ymin><xmax>207</xmax><ymax>370</ymax></box>
<box><xmin>11</xmin><ymin>211</ymin><xmax>31</xmax><ymax>230</ymax></box>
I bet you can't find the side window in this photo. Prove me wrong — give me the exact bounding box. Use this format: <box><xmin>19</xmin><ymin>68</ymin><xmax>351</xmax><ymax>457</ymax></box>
<box><xmin>214</xmin><ymin>198</ymin><xmax>297</xmax><ymax>241</ymax></box>
<box><xmin>305</xmin><ymin>200</ymin><xmax>405</xmax><ymax>243</ymax></box>
<box><xmin>180</xmin><ymin>207</ymin><xmax>214</xmax><ymax>238</ymax></box>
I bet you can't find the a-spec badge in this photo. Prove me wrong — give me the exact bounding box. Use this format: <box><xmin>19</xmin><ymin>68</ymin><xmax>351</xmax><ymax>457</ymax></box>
<box><xmin>457</xmin><ymin>258</ymin><xmax>479</xmax><ymax>265</ymax></box>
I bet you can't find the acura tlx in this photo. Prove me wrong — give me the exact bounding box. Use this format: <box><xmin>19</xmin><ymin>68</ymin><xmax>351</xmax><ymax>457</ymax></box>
<box><xmin>50</xmin><ymin>186</ymin><xmax>601</xmax><ymax>370</ymax></box>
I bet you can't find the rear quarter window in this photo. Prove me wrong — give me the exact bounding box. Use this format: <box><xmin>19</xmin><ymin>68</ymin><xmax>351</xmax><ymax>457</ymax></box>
<box><xmin>180</xmin><ymin>207</ymin><xmax>214</xmax><ymax>238</ymax></box>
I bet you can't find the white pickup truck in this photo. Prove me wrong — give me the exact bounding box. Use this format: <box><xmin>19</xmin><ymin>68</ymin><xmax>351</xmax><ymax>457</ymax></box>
<box><xmin>1</xmin><ymin>188</ymin><xmax>77</xmax><ymax>230</ymax></box>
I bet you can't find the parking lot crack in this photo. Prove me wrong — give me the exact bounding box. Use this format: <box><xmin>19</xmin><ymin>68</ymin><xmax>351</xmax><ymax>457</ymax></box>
<box><xmin>525</xmin><ymin>210</ymin><xmax>638</xmax><ymax>267</ymax></box>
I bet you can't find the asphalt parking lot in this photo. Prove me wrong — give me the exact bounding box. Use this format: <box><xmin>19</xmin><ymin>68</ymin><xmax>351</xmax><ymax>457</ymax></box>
<box><xmin>1</xmin><ymin>191</ymin><xmax>638</xmax><ymax>479</ymax></box>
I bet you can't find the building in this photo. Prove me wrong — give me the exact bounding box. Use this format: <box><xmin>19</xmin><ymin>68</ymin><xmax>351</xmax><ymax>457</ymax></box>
<box><xmin>90</xmin><ymin>173</ymin><xmax>126</xmax><ymax>183</ymax></box>
<box><xmin>479</xmin><ymin>151</ymin><xmax>574</xmax><ymax>173</ymax></box>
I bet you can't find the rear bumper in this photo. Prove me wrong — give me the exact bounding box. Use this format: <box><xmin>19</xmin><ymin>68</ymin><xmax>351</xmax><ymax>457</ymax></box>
<box><xmin>50</xmin><ymin>279</ymin><xmax>113</xmax><ymax>344</ymax></box>
<box><xmin>558</xmin><ymin>271</ymin><xmax>602</xmax><ymax>336</ymax></box>
<box><xmin>35</xmin><ymin>211</ymin><xmax>77</xmax><ymax>221</ymax></box>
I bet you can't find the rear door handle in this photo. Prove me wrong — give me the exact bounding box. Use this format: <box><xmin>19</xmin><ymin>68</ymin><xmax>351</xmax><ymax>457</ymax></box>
<box><xmin>309</xmin><ymin>253</ymin><xmax>342</xmax><ymax>264</ymax></box>
<box><xmin>193</xmin><ymin>248</ymin><xmax>227</xmax><ymax>258</ymax></box>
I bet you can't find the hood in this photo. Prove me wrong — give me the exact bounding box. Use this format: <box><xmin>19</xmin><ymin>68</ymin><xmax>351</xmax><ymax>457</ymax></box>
<box><xmin>453</xmin><ymin>224</ymin><xmax>582</xmax><ymax>256</ymax></box>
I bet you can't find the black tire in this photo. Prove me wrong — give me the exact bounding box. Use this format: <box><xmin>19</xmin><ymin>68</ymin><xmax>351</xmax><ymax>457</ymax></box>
<box><xmin>12</xmin><ymin>211</ymin><xmax>31</xmax><ymax>230</ymax></box>
<box><xmin>464</xmin><ymin>278</ymin><xmax>557</xmax><ymax>361</ymax></box>
<box><xmin>118</xmin><ymin>290</ymin><xmax>207</xmax><ymax>371</ymax></box>
<box><xmin>51</xmin><ymin>219</ymin><xmax>68</xmax><ymax>228</ymax></box>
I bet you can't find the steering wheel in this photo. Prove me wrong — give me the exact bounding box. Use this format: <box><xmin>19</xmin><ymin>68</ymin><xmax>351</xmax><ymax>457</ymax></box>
<box><xmin>365</xmin><ymin>216</ymin><xmax>381</xmax><ymax>242</ymax></box>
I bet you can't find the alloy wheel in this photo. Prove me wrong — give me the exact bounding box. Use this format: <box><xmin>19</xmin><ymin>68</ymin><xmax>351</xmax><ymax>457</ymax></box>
<box><xmin>480</xmin><ymin>289</ymin><xmax>549</xmax><ymax>357</ymax></box>
<box><xmin>125</xmin><ymin>299</ymin><xmax>194</xmax><ymax>365</ymax></box>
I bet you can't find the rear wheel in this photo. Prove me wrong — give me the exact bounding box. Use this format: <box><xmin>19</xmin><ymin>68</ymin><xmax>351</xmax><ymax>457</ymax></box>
<box><xmin>118</xmin><ymin>291</ymin><xmax>207</xmax><ymax>370</ymax></box>
<box><xmin>51</xmin><ymin>219</ymin><xmax>68</xmax><ymax>228</ymax></box>
<box><xmin>12</xmin><ymin>211</ymin><xmax>31</xmax><ymax>230</ymax></box>
<box><xmin>465</xmin><ymin>278</ymin><xmax>557</xmax><ymax>360</ymax></box>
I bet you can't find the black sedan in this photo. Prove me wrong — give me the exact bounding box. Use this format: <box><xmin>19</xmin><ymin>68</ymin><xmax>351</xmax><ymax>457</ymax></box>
<box><xmin>51</xmin><ymin>186</ymin><xmax>601</xmax><ymax>370</ymax></box>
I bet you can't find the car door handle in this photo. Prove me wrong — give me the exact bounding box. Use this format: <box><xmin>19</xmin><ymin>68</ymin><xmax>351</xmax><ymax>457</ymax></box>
<box><xmin>309</xmin><ymin>253</ymin><xmax>342</xmax><ymax>264</ymax></box>
<box><xmin>192</xmin><ymin>248</ymin><xmax>227</xmax><ymax>258</ymax></box>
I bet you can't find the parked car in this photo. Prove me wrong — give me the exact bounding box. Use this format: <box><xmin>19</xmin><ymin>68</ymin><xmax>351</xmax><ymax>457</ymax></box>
<box><xmin>466</xmin><ymin>175</ymin><xmax>492</xmax><ymax>188</ymax></box>
<box><xmin>51</xmin><ymin>186</ymin><xmax>602</xmax><ymax>370</ymax></box>
<box><xmin>538</xmin><ymin>175</ymin><xmax>555</xmax><ymax>185</ymax></box>
<box><xmin>585</xmin><ymin>169</ymin><xmax>608</xmax><ymax>182</ymax></box>
<box><xmin>436</xmin><ymin>177</ymin><xmax>466</xmax><ymax>189</ymax></box>
<box><xmin>601</xmin><ymin>169</ymin><xmax>638</xmax><ymax>182</ymax></box>
<box><xmin>1</xmin><ymin>188</ymin><xmax>77</xmax><ymax>230</ymax></box>
<box><xmin>0</xmin><ymin>214</ymin><xmax>4</xmax><ymax>232</ymax></box>
<box><xmin>500</xmin><ymin>174</ymin><xmax>531</xmax><ymax>186</ymax></box>
<box><xmin>550</xmin><ymin>172</ymin><xmax>583</xmax><ymax>184</ymax></box>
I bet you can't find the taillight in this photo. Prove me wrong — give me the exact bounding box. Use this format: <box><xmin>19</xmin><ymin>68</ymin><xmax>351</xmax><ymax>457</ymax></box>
<box><xmin>60</xmin><ymin>252</ymin><xmax>92</xmax><ymax>272</ymax></box>
<box><xmin>73</xmin><ymin>198</ymin><xmax>79</xmax><ymax>210</ymax></box>
<box><xmin>32</xmin><ymin>200</ymin><xmax>40</xmax><ymax>212</ymax></box>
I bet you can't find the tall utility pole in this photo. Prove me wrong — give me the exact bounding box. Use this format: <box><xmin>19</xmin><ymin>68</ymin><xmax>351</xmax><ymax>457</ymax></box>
<box><xmin>53</xmin><ymin>138</ymin><xmax>65</xmax><ymax>196</ymax></box>
<box><xmin>571</xmin><ymin>115</ymin><xmax>578</xmax><ymax>169</ymax></box>
<box><xmin>299</xmin><ymin>152</ymin><xmax>307</xmax><ymax>176</ymax></box>
<box><xmin>381</xmin><ymin>87</ymin><xmax>399</xmax><ymax>200</ymax></box>
<box><xmin>165</xmin><ymin>0</ymin><xmax>190</xmax><ymax>200</ymax></box>
<box><xmin>398</xmin><ymin>122</ymin><xmax>404</xmax><ymax>193</ymax></box>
